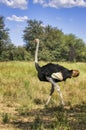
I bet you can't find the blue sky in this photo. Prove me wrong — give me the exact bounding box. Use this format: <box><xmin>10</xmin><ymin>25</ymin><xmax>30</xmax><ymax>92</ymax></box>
<box><xmin>0</xmin><ymin>0</ymin><xmax>86</xmax><ymax>46</ymax></box>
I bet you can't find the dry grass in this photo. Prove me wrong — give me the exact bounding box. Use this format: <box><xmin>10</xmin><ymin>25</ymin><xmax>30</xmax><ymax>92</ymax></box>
<box><xmin>0</xmin><ymin>61</ymin><xmax>86</xmax><ymax>130</ymax></box>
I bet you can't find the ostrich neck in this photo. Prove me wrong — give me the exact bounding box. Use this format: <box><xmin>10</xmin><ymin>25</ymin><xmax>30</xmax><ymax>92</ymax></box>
<box><xmin>35</xmin><ymin>42</ymin><xmax>39</xmax><ymax>63</ymax></box>
<box><xmin>35</xmin><ymin>42</ymin><xmax>41</xmax><ymax>72</ymax></box>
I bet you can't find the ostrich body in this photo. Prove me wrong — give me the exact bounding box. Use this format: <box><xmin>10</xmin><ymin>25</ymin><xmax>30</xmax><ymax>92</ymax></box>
<box><xmin>34</xmin><ymin>39</ymin><xmax>79</xmax><ymax>105</ymax></box>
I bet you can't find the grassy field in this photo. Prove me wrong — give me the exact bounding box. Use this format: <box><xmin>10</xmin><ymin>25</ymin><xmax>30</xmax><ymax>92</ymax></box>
<box><xmin>0</xmin><ymin>61</ymin><xmax>86</xmax><ymax>130</ymax></box>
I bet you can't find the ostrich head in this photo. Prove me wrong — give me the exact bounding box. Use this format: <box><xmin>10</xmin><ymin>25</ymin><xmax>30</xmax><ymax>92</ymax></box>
<box><xmin>72</xmin><ymin>70</ymin><xmax>80</xmax><ymax>77</ymax></box>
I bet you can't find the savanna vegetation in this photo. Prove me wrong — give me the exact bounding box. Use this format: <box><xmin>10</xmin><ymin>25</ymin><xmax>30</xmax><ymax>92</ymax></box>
<box><xmin>0</xmin><ymin>61</ymin><xmax>86</xmax><ymax>130</ymax></box>
<box><xmin>0</xmin><ymin>16</ymin><xmax>86</xmax><ymax>129</ymax></box>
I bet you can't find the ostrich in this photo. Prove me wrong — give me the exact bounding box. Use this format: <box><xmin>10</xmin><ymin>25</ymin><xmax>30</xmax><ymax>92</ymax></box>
<box><xmin>34</xmin><ymin>39</ymin><xmax>79</xmax><ymax>105</ymax></box>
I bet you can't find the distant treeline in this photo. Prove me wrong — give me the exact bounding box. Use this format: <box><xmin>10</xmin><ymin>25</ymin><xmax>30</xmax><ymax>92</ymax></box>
<box><xmin>0</xmin><ymin>16</ymin><xmax>86</xmax><ymax>62</ymax></box>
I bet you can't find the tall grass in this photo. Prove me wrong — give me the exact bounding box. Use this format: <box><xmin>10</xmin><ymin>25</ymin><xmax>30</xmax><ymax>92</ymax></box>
<box><xmin>0</xmin><ymin>61</ymin><xmax>86</xmax><ymax>130</ymax></box>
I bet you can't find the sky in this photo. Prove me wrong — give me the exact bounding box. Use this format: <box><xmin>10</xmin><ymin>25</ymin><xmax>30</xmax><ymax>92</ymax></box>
<box><xmin>0</xmin><ymin>0</ymin><xmax>86</xmax><ymax>46</ymax></box>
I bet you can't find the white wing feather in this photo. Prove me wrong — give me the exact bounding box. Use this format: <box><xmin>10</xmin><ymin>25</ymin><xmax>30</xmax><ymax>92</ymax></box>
<box><xmin>51</xmin><ymin>72</ymin><xmax>63</xmax><ymax>80</ymax></box>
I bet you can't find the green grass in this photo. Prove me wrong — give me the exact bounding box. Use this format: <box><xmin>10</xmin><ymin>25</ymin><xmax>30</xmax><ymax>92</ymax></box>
<box><xmin>0</xmin><ymin>61</ymin><xmax>86</xmax><ymax>130</ymax></box>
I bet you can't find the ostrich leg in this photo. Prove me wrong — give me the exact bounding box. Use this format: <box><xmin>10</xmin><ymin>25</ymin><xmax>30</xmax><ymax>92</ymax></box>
<box><xmin>46</xmin><ymin>84</ymin><xmax>54</xmax><ymax>105</ymax></box>
<box><xmin>46</xmin><ymin>77</ymin><xmax>65</xmax><ymax>105</ymax></box>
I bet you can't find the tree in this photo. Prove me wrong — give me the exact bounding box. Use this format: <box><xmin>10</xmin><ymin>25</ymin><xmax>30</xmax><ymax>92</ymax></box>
<box><xmin>13</xmin><ymin>46</ymin><xmax>31</xmax><ymax>61</ymax></box>
<box><xmin>23</xmin><ymin>20</ymin><xmax>44</xmax><ymax>47</ymax></box>
<box><xmin>0</xmin><ymin>16</ymin><xmax>12</xmax><ymax>61</ymax></box>
<box><xmin>23</xmin><ymin>20</ymin><xmax>64</xmax><ymax>61</ymax></box>
<box><xmin>64</xmin><ymin>34</ymin><xmax>77</xmax><ymax>62</ymax></box>
<box><xmin>23</xmin><ymin>19</ymin><xmax>86</xmax><ymax>62</ymax></box>
<box><xmin>23</xmin><ymin>19</ymin><xmax>45</xmax><ymax>61</ymax></box>
<box><xmin>75</xmin><ymin>39</ymin><xmax>86</xmax><ymax>61</ymax></box>
<box><xmin>41</xmin><ymin>25</ymin><xmax>64</xmax><ymax>61</ymax></box>
<box><xmin>64</xmin><ymin>34</ymin><xmax>86</xmax><ymax>62</ymax></box>
<box><xmin>0</xmin><ymin>16</ymin><xmax>9</xmax><ymax>51</ymax></box>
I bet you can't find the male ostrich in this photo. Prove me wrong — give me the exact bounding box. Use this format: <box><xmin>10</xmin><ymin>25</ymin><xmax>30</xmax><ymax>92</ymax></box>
<box><xmin>34</xmin><ymin>39</ymin><xmax>79</xmax><ymax>105</ymax></box>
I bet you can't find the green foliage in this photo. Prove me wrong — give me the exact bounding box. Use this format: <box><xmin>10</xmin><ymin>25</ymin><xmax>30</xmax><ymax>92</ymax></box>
<box><xmin>0</xmin><ymin>16</ymin><xmax>86</xmax><ymax>62</ymax></box>
<box><xmin>0</xmin><ymin>16</ymin><xmax>11</xmax><ymax>55</ymax></box>
<box><xmin>12</xmin><ymin>46</ymin><xmax>32</xmax><ymax>61</ymax></box>
<box><xmin>23</xmin><ymin>19</ymin><xmax>45</xmax><ymax>61</ymax></box>
<box><xmin>0</xmin><ymin>16</ymin><xmax>31</xmax><ymax>61</ymax></box>
<box><xmin>2</xmin><ymin>113</ymin><xmax>10</xmax><ymax>124</ymax></box>
<box><xmin>23</xmin><ymin>19</ymin><xmax>86</xmax><ymax>62</ymax></box>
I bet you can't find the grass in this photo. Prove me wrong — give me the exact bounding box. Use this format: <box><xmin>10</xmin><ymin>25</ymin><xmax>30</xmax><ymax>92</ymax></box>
<box><xmin>0</xmin><ymin>61</ymin><xmax>86</xmax><ymax>130</ymax></box>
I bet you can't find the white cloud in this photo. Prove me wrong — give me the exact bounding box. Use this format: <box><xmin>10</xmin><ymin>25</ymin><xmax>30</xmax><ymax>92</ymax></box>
<box><xmin>33</xmin><ymin>0</ymin><xmax>44</xmax><ymax>4</ymax></box>
<box><xmin>33</xmin><ymin>0</ymin><xmax>86</xmax><ymax>8</ymax></box>
<box><xmin>6</xmin><ymin>15</ymin><xmax>28</xmax><ymax>22</ymax></box>
<box><xmin>0</xmin><ymin>0</ymin><xmax>28</xmax><ymax>9</ymax></box>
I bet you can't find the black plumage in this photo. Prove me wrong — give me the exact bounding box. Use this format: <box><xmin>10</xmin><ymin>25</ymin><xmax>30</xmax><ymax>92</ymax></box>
<box><xmin>34</xmin><ymin>39</ymin><xmax>79</xmax><ymax>105</ymax></box>
<box><xmin>35</xmin><ymin>62</ymin><xmax>73</xmax><ymax>82</ymax></box>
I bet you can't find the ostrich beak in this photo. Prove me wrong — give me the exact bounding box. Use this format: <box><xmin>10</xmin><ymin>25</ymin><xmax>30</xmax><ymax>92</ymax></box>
<box><xmin>72</xmin><ymin>70</ymin><xmax>80</xmax><ymax>77</ymax></box>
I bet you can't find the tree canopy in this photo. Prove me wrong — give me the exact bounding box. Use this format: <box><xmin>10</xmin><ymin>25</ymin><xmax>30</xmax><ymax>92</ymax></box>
<box><xmin>0</xmin><ymin>16</ymin><xmax>86</xmax><ymax>62</ymax></box>
<box><xmin>23</xmin><ymin>19</ymin><xmax>86</xmax><ymax>62</ymax></box>
<box><xmin>0</xmin><ymin>16</ymin><xmax>29</xmax><ymax>61</ymax></box>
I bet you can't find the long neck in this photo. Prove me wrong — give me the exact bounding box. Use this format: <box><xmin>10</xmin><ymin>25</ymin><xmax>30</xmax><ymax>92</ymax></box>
<box><xmin>35</xmin><ymin>41</ymin><xmax>40</xmax><ymax>71</ymax></box>
<box><xmin>35</xmin><ymin>42</ymin><xmax>39</xmax><ymax>63</ymax></box>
